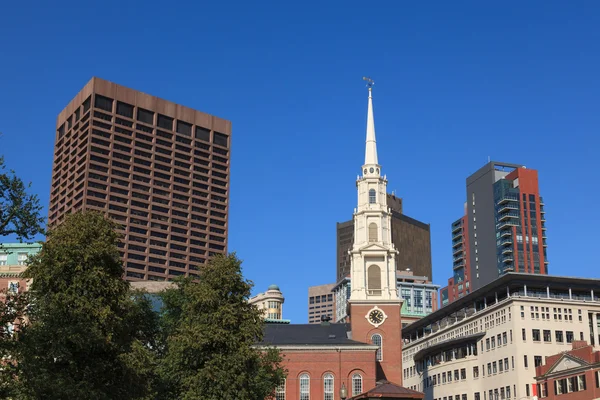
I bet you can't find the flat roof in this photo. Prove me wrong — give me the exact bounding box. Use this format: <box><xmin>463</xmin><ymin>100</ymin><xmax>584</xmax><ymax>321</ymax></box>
<box><xmin>403</xmin><ymin>273</ymin><xmax>600</xmax><ymax>336</ymax></box>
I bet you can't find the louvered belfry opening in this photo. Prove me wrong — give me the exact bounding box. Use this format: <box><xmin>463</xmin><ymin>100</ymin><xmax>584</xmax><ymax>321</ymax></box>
<box><xmin>368</xmin><ymin>264</ymin><xmax>382</xmax><ymax>295</ymax></box>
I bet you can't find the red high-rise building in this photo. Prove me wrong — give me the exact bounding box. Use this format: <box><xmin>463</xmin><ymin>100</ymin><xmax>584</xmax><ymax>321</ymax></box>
<box><xmin>441</xmin><ymin>162</ymin><xmax>548</xmax><ymax>306</ymax></box>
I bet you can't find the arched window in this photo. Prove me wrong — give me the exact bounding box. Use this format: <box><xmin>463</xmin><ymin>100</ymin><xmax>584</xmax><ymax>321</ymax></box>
<box><xmin>368</xmin><ymin>223</ymin><xmax>378</xmax><ymax>242</ymax></box>
<box><xmin>275</xmin><ymin>379</ymin><xmax>286</xmax><ymax>400</ymax></box>
<box><xmin>372</xmin><ymin>333</ymin><xmax>383</xmax><ymax>361</ymax></box>
<box><xmin>367</xmin><ymin>265</ymin><xmax>381</xmax><ymax>295</ymax></box>
<box><xmin>299</xmin><ymin>373</ymin><xmax>310</xmax><ymax>400</ymax></box>
<box><xmin>369</xmin><ymin>189</ymin><xmax>376</xmax><ymax>204</ymax></box>
<box><xmin>323</xmin><ymin>373</ymin><xmax>334</xmax><ymax>400</ymax></box>
<box><xmin>352</xmin><ymin>373</ymin><xmax>363</xmax><ymax>396</ymax></box>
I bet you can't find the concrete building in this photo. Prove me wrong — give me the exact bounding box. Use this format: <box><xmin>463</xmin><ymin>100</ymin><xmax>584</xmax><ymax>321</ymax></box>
<box><xmin>308</xmin><ymin>283</ymin><xmax>335</xmax><ymax>324</ymax></box>
<box><xmin>249</xmin><ymin>284</ymin><xmax>287</xmax><ymax>323</ymax></box>
<box><xmin>332</xmin><ymin>271</ymin><xmax>440</xmax><ymax>328</ymax></box>
<box><xmin>401</xmin><ymin>273</ymin><xmax>600</xmax><ymax>400</ymax></box>
<box><xmin>0</xmin><ymin>243</ymin><xmax>42</xmax><ymax>294</ymax></box>
<box><xmin>534</xmin><ymin>341</ymin><xmax>600</xmax><ymax>399</ymax></box>
<box><xmin>336</xmin><ymin>196</ymin><xmax>432</xmax><ymax>283</ymax></box>
<box><xmin>441</xmin><ymin>162</ymin><xmax>548</xmax><ymax>304</ymax></box>
<box><xmin>49</xmin><ymin>77</ymin><xmax>230</xmax><ymax>282</ymax></box>
<box><xmin>259</xmin><ymin>83</ymin><xmax>421</xmax><ymax>400</ymax></box>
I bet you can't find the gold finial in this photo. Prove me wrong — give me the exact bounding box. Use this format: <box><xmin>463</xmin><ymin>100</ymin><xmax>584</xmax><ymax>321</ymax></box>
<box><xmin>363</xmin><ymin>76</ymin><xmax>374</xmax><ymax>90</ymax></box>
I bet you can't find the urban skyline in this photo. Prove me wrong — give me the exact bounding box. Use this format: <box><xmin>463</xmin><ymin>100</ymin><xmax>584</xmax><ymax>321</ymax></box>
<box><xmin>1</xmin><ymin>2</ymin><xmax>599</xmax><ymax>324</ymax></box>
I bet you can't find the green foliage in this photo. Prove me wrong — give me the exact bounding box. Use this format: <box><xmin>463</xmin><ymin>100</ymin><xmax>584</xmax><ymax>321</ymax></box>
<box><xmin>12</xmin><ymin>212</ymin><xmax>156</xmax><ymax>400</ymax></box>
<box><xmin>158</xmin><ymin>254</ymin><xmax>286</xmax><ymax>400</ymax></box>
<box><xmin>0</xmin><ymin>157</ymin><xmax>44</xmax><ymax>241</ymax></box>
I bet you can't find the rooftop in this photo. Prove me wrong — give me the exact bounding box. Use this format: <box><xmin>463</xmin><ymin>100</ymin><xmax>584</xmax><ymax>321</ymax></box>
<box><xmin>260</xmin><ymin>323</ymin><xmax>371</xmax><ymax>347</ymax></box>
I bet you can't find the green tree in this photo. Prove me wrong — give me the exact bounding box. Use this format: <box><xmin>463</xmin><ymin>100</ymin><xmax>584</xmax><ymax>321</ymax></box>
<box><xmin>0</xmin><ymin>156</ymin><xmax>44</xmax><ymax>241</ymax></box>
<box><xmin>158</xmin><ymin>254</ymin><xmax>286</xmax><ymax>400</ymax></box>
<box><xmin>13</xmin><ymin>212</ymin><xmax>157</xmax><ymax>400</ymax></box>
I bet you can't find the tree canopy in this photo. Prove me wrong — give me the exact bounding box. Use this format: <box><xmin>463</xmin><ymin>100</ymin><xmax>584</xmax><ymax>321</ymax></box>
<box><xmin>12</xmin><ymin>212</ymin><xmax>157</xmax><ymax>400</ymax></box>
<box><xmin>0</xmin><ymin>156</ymin><xmax>44</xmax><ymax>241</ymax></box>
<box><xmin>158</xmin><ymin>254</ymin><xmax>286</xmax><ymax>400</ymax></box>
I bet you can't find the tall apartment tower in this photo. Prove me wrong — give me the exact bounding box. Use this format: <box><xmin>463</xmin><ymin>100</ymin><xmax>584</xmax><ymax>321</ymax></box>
<box><xmin>441</xmin><ymin>162</ymin><xmax>548</xmax><ymax>305</ymax></box>
<box><xmin>49</xmin><ymin>77</ymin><xmax>231</xmax><ymax>281</ymax></box>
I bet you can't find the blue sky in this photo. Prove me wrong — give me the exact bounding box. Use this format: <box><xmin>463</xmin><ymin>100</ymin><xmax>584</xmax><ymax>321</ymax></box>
<box><xmin>1</xmin><ymin>1</ymin><xmax>599</xmax><ymax>323</ymax></box>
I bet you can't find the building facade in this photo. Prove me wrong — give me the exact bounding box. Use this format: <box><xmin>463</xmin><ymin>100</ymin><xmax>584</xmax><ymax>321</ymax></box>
<box><xmin>49</xmin><ymin>77</ymin><xmax>230</xmax><ymax>282</ymax></box>
<box><xmin>534</xmin><ymin>341</ymin><xmax>600</xmax><ymax>399</ymax></box>
<box><xmin>441</xmin><ymin>162</ymin><xmax>548</xmax><ymax>304</ymax></box>
<box><xmin>402</xmin><ymin>273</ymin><xmax>600</xmax><ymax>400</ymax></box>
<box><xmin>0</xmin><ymin>243</ymin><xmax>42</xmax><ymax>294</ymax></box>
<box><xmin>308</xmin><ymin>283</ymin><xmax>336</xmax><ymax>324</ymax></box>
<box><xmin>250</xmin><ymin>284</ymin><xmax>287</xmax><ymax>322</ymax></box>
<box><xmin>336</xmin><ymin>195</ymin><xmax>432</xmax><ymax>283</ymax></box>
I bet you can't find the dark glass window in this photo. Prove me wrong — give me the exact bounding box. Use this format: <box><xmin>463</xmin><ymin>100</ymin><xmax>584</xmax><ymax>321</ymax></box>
<box><xmin>116</xmin><ymin>101</ymin><xmax>134</xmax><ymax>118</ymax></box>
<box><xmin>137</xmin><ymin>108</ymin><xmax>154</xmax><ymax>125</ymax></box>
<box><xmin>529</xmin><ymin>194</ymin><xmax>535</xmax><ymax>202</ymax></box>
<box><xmin>58</xmin><ymin>124</ymin><xmax>65</xmax><ymax>139</ymax></box>
<box><xmin>158</xmin><ymin>114</ymin><xmax>174</xmax><ymax>130</ymax></box>
<box><xmin>195</xmin><ymin>127</ymin><xmax>211</xmax><ymax>142</ymax></box>
<box><xmin>94</xmin><ymin>95</ymin><xmax>113</xmax><ymax>112</ymax></box>
<box><xmin>177</xmin><ymin>121</ymin><xmax>192</xmax><ymax>136</ymax></box>
<box><xmin>213</xmin><ymin>132</ymin><xmax>229</xmax><ymax>147</ymax></box>
<box><xmin>83</xmin><ymin>96</ymin><xmax>91</xmax><ymax>113</ymax></box>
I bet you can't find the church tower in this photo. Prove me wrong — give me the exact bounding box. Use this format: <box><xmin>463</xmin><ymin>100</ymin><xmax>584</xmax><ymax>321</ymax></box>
<box><xmin>349</xmin><ymin>79</ymin><xmax>403</xmax><ymax>385</ymax></box>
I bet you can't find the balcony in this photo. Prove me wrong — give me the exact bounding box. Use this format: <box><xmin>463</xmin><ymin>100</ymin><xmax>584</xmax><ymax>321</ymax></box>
<box><xmin>500</xmin><ymin>229</ymin><xmax>512</xmax><ymax>238</ymax></box>
<box><xmin>541</xmin><ymin>212</ymin><xmax>546</xmax><ymax>222</ymax></box>
<box><xmin>501</xmin><ymin>254</ymin><xmax>514</xmax><ymax>263</ymax></box>
<box><xmin>498</xmin><ymin>211</ymin><xmax>519</xmax><ymax>221</ymax></box>
<box><xmin>452</xmin><ymin>238</ymin><xmax>463</xmax><ymax>248</ymax></box>
<box><xmin>498</xmin><ymin>220</ymin><xmax>518</xmax><ymax>230</ymax></box>
<box><xmin>502</xmin><ymin>265</ymin><xmax>515</xmax><ymax>273</ymax></box>
<box><xmin>453</xmin><ymin>245</ymin><xmax>464</xmax><ymax>255</ymax></box>
<box><xmin>497</xmin><ymin>202</ymin><xmax>519</xmax><ymax>213</ymax></box>
<box><xmin>499</xmin><ymin>236</ymin><xmax>512</xmax><ymax>246</ymax></box>
<box><xmin>539</xmin><ymin>197</ymin><xmax>545</xmax><ymax>205</ymax></box>
<box><xmin>453</xmin><ymin>253</ymin><xmax>464</xmax><ymax>262</ymax></box>
<box><xmin>453</xmin><ymin>260</ymin><xmax>465</xmax><ymax>270</ymax></box>
<box><xmin>497</xmin><ymin>194</ymin><xmax>519</xmax><ymax>204</ymax></box>
<box><xmin>501</xmin><ymin>246</ymin><xmax>513</xmax><ymax>255</ymax></box>
<box><xmin>452</xmin><ymin>224</ymin><xmax>462</xmax><ymax>234</ymax></box>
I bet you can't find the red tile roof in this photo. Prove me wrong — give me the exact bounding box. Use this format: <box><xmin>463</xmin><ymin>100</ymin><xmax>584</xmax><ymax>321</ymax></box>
<box><xmin>350</xmin><ymin>380</ymin><xmax>424</xmax><ymax>399</ymax></box>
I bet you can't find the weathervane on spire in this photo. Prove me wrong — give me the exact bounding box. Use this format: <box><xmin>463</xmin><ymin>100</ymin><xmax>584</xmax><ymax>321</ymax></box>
<box><xmin>363</xmin><ymin>76</ymin><xmax>374</xmax><ymax>90</ymax></box>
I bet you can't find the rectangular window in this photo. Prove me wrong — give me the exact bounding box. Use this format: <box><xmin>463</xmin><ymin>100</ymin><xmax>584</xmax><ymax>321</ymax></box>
<box><xmin>17</xmin><ymin>252</ymin><xmax>28</xmax><ymax>265</ymax></box>
<box><xmin>473</xmin><ymin>366</ymin><xmax>479</xmax><ymax>378</ymax></box>
<box><xmin>195</xmin><ymin>126</ymin><xmax>211</xmax><ymax>142</ymax></box>
<box><xmin>532</xmin><ymin>329</ymin><xmax>541</xmax><ymax>341</ymax></box>
<box><xmin>94</xmin><ymin>95</ymin><xmax>113</xmax><ymax>112</ymax></box>
<box><xmin>543</xmin><ymin>330</ymin><xmax>551</xmax><ymax>342</ymax></box>
<box><xmin>502</xmin><ymin>332</ymin><xmax>507</xmax><ymax>345</ymax></box>
<box><xmin>566</xmin><ymin>331</ymin><xmax>574</xmax><ymax>343</ymax></box>
<box><xmin>578</xmin><ymin>375</ymin><xmax>586</xmax><ymax>391</ymax></box>
<box><xmin>460</xmin><ymin>368</ymin><xmax>466</xmax><ymax>380</ymax></box>
<box><xmin>157</xmin><ymin>114</ymin><xmax>174</xmax><ymax>130</ymax></box>
<box><xmin>0</xmin><ymin>254</ymin><xmax>7</xmax><ymax>266</ymax></box>
<box><xmin>176</xmin><ymin>120</ymin><xmax>192</xmax><ymax>136</ymax></box>
<box><xmin>534</xmin><ymin>356</ymin><xmax>542</xmax><ymax>367</ymax></box>
<box><xmin>556</xmin><ymin>330</ymin><xmax>564</xmax><ymax>343</ymax></box>
<box><xmin>137</xmin><ymin>108</ymin><xmax>154</xmax><ymax>125</ymax></box>
<box><xmin>213</xmin><ymin>131</ymin><xmax>229</xmax><ymax>147</ymax></box>
<box><xmin>116</xmin><ymin>101</ymin><xmax>134</xmax><ymax>118</ymax></box>
<box><xmin>492</xmin><ymin>361</ymin><xmax>497</xmax><ymax>374</ymax></box>
<box><xmin>522</xmin><ymin>328</ymin><xmax>526</xmax><ymax>341</ymax></box>
<box><xmin>524</xmin><ymin>355</ymin><xmax>528</xmax><ymax>368</ymax></box>
<box><xmin>504</xmin><ymin>358</ymin><xmax>509</xmax><ymax>371</ymax></box>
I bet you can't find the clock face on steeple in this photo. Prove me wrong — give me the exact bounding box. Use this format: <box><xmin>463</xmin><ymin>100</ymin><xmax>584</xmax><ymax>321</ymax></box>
<box><xmin>365</xmin><ymin>306</ymin><xmax>387</xmax><ymax>328</ymax></box>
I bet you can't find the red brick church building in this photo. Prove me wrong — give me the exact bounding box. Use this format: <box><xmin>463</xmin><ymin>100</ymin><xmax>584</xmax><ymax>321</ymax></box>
<box><xmin>260</xmin><ymin>82</ymin><xmax>423</xmax><ymax>400</ymax></box>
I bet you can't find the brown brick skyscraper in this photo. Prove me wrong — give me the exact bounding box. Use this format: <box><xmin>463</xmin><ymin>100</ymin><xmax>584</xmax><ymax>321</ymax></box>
<box><xmin>49</xmin><ymin>77</ymin><xmax>230</xmax><ymax>281</ymax></box>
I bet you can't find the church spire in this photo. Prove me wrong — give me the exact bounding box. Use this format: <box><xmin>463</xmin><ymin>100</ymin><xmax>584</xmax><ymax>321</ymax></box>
<box><xmin>364</xmin><ymin>77</ymin><xmax>378</xmax><ymax>166</ymax></box>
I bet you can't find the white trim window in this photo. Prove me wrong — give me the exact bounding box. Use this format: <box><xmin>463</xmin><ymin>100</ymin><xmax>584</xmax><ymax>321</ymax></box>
<box><xmin>372</xmin><ymin>333</ymin><xmax>383</xmax><ymax>361</ymax></box>
<box><xmin>275</xmin><ymin>378</ymin><xmax>286</xmax><ymax>400</ymax></box>
<box><xmin>299</xmin><ymin>373</ymin><xmax>310</xmax><ymax>400</ymax></box>
<box><xmin>0</xmin><ymin>254</ymin><xmax>7</xmax><ymax>266</ymax></box>
<box><xmin>17</xmin><ymin>252</ymin><xmax>28</xmax><ymax>265</ymax></box>
<box><xmin>323</xmin><ymin>373</ymin><xmax>334</xmax><ymax>400</ymax></box>
<box><xmin>352</xmin><ymin>373</ymin><xmax>363</xmax><ymax>396</ymax></box>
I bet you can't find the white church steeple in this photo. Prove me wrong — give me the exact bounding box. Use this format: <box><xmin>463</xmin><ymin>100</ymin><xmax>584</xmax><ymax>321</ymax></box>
<box><xmin>350</xmin><ymin>79</ymin><xmax>398</xmax><ymax>301</ymax></box>
<box><xmin>364</xmin><ymin>84</ymin><xmax>378</xmax><ymax>167</ymax></box>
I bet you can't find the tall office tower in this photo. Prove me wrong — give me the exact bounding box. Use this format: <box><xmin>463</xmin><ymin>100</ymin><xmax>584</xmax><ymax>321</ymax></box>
<box><xmin>336</xmin><ymin>193</ymin><xmax>432</xmax><ymax>282</ymax></box>
<box><xmin>49</xmin><ymin>77</ymin><xmax>231</xmax><ymax>281</ymax></box>
<box><xmin>441</xmin><ymin>162</ymin><xmax>548</xmax><ymax>305</ymax></box>
<box><xmin>307</xmin><ymin>283</ymin><xmax>335</xmax><ymax>324</ymax></box>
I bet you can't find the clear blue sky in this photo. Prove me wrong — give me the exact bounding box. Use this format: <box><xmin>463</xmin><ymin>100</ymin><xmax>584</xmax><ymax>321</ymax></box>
<box><xmin>1</xmin><ymin>1</ymin><xmax>599</xmax><ymax>323</ymax></box>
